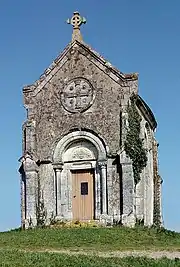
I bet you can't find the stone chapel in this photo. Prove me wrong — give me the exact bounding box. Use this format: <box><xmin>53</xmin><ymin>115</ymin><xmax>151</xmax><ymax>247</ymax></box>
<box><xmin>19</xmin><ymin>12</ymin><xmax>162</xmax><ymax>229</ymax></box>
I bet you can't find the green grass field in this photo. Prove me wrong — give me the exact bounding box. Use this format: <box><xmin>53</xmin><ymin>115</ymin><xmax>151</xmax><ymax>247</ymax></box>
<box><xmin>1</xmin><ymin>227</ymin><xmax>180</xmax><ymax>266</ymax></box>
<box><xmin>0</xmin><ymin>227</ymin><xmax>180</xmax><ymax>251</ymax></box>
<box><xmin>0</xmin><ymin>250</ymin><xmax>180</xmax><ymax>267</ymax></box>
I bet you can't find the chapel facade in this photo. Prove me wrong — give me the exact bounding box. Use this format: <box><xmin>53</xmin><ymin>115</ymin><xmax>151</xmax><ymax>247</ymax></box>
<box><xmin>19</xmin><ymin>12</ymin><xmax>162</xmax><ymax>228</ymax></box>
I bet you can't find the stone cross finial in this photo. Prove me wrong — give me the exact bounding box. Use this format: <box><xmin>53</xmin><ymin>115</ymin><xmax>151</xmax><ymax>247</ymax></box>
<box><xmin>67</xmin><ymin>11</ymin><xmax>86</xmax><ymax>42</ymax></box>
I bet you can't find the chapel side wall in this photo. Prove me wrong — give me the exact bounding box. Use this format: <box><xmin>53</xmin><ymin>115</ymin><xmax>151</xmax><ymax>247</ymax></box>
<box><xmin>147</xmin><ymin>129</ymin><xmax>154</xmax><ymax>225</ymax></box>
<box><xmin>135</xmin><ymin>114</ymin><xmax>154</xmax><ymax>225</ymax></box>
<box><xmin>143</xmin><ymin>125</ymin><xmax>154</xmax><ymax>226</ymax></box>
<box><xmin>133</xmin><ymin>112</ymin><xmax>146</xmax><ymax>222</ymax></box>
<box><xmin>142</xmin><ymin>117</ymin><xmax>154</xmax><ymax>226</ymax></box>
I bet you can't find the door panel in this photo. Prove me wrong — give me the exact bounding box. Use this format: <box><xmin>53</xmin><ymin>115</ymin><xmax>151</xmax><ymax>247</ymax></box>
<box><xmin>72</xmin><ymin>170</ymin><xmax>94</xmax><ymax>220</ymax></box>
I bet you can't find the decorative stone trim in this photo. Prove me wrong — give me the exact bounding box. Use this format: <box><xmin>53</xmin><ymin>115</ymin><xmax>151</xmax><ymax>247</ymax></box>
<box><xmin>52</xmin><ymin>130</ymin><xmax>107</xmax><ymax>163</ymax></box>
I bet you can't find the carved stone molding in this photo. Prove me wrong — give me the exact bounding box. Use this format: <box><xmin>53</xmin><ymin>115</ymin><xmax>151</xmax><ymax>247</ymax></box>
<box><xmin>61</xmin><ymin>78</ymin><xmax>94</xmax><ymax>113</ymax></box>
<box><xmin>72</xmin><ymin>147</ymin><xmax>93</xmax><ymax>160</ymax></box>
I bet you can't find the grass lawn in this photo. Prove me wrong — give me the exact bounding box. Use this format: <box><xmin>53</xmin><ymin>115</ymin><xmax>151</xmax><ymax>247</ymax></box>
<box><xmin>0</xmin><ymin>226</ymin><xmax>180</xmax><ymax>251</ymax></box>
<box><xmin>0</xmin><ymin>250</ymin><xmax>180</xmax><ymax>267</ymax></box>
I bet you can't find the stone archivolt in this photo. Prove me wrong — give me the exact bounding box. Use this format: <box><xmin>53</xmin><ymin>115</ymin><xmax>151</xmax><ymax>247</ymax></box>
<box><xmin>62</xmin><ymin>140</ymin><xmax>97</xmax><ymax>162</ymax></box>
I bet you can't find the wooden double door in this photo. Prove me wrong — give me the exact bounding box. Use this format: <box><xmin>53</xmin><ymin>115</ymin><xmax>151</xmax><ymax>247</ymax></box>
<box><xmin>72</xmin><ymin>169</ymin><xmax>94</xmax><ymax>221</ymax></box>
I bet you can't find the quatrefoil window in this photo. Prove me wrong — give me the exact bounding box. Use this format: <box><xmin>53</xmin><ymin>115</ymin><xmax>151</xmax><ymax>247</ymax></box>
<box><xmin>61</xmin><ymin>78</ymin><xmax>94</xmax><ymax>113</ymax></box>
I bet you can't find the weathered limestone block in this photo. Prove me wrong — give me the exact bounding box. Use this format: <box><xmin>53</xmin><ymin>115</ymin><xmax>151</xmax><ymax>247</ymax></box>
<box><xmin>58</xmin><ymin>164</ymin><xmax>72</xmax><ymax>220</ymax></box>
<box><xmin>107</xmin><ymin>158</ymin><xmax>121</xmax><ymax>221</ymax></box>
<box><xmin>135</xmin><ymin>176</ymin><xmax>144</xmax><ymax>220</ymax></box>
<box><xmin>39</xmin><ymin>164</ymin><xmax>56</xmax><ymax>220</ymax></box>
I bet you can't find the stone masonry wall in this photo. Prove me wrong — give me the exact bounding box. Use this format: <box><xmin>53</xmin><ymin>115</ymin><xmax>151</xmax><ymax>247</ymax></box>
<box><xmin>23</xmin><ymin>43</ymin><xmax>138</xmax><ymax>162</ymax></box>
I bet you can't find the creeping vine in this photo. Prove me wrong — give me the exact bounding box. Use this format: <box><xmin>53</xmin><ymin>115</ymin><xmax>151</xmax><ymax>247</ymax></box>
<box><xmin>124</xmin><ymin>94</ymin><xmax>147</xmax><ymax>184</ymax></box>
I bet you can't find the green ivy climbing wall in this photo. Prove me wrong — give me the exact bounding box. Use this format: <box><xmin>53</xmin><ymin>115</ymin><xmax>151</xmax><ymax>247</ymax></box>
<box><xmin>124</xmin><ymin>94</ymin><xmax>147</xmax><ymax>184</ymax></box>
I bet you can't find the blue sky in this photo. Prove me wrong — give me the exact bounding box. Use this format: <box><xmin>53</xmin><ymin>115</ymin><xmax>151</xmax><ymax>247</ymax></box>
<box><xmin>0</xmin><ymin>0</ymin><xmax>180</xmax><ymax>232</ymax></box>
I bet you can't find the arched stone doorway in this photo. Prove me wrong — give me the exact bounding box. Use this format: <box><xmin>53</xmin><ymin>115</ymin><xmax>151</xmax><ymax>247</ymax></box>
<box><xmin>52</xmin><ymin>131</ymin><xmax>107</xmax><ymax>221</ymax></box>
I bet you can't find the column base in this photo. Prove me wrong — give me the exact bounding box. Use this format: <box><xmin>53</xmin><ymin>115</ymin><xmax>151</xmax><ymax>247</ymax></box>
<box><xmin>24</xmin><ymin>218</ymin><xmax>37</xmax><ymax>229</ymax></box>
<box><xmin>121</xmin><ymin>213</ymin><xmax>135</xmax><ymax>227</ymax></box>
<box><xmin>99</xmin><ymin>214</ymin><xmax>113</xmax><ymax>226</ymax></box>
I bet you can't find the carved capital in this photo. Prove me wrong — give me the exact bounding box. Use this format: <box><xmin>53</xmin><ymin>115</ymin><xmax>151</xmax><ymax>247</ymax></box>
<box><xmin>19</xmin><ymin>152</ymin><xmax>39</xmax><ymax>173</ymax></box>
<box><xmin>53</xmin><ymin>163</ymin><xmax>63</xmax><ymax>171</ymax></box>
<box><xmin>98</xmin><ymin>161</ymin><xmax>107</xmax><ymax>169</ymax></box>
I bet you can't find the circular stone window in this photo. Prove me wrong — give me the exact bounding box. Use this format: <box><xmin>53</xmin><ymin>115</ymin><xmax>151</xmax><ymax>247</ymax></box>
<box><xmin>61</xmin><ymin>78</ymin><xmax>94</xmax><ymax>113</ymax></box>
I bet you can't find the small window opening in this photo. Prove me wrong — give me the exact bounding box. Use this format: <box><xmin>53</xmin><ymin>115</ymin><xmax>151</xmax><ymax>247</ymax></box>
<box><xmin>81</xmin><ymin>182</ymin><xmax>88</xmax><ymax>195</ymax></box>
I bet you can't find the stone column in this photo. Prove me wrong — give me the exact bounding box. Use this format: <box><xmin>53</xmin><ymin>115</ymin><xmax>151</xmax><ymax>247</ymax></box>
<box><xmin>99</xmin><ymin>161</ymin><xmax>107</xmax><ymax>215</ymax></box>
<box><xmin>119</xmin><ymin>150</ymin><xmax>135</xmax><ymax>226</ymax></box>
<box><xmin>19</xmin><ymin>164</ymin><xmax>26</xmax><ymax>229</ymax></box>
<box><xmin>22</xmin><ymin>154</ymin><xmax>38</xmax><ymax>228</ymax></box>
<box><xmin>95</xmin><ymin>166</ymin><xmax>101</xmax><ymax>219</ymax></box>
<box><xmin>53</xmin><ymin>163</ymin><xmax>63</xmax><ymax>218</ymax></box>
